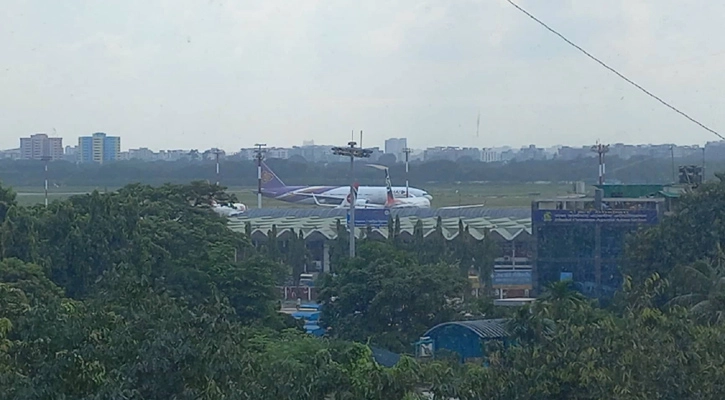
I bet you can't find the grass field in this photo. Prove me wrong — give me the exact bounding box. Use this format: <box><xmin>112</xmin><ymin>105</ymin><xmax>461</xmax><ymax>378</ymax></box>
<box><xmin>14</xmin><ymin>182</ymin><xmax>577</xmax><ymax>208</ymax></box>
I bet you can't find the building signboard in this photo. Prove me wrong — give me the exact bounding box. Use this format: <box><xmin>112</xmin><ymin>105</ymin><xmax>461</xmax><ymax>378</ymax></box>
<box><xmin>492</xmin><ymin>269</ymin><xmax>533</xmax><ymax>290</ymax></box>
<box><xmin>532</xmin><ymin>209</ymin><xmax>658</xmax><ymax>224</ymax></box>
<box><xmin>346</xmin><ymin>209</ymin><xmax>391</xmax><ymax>228</ymax></box>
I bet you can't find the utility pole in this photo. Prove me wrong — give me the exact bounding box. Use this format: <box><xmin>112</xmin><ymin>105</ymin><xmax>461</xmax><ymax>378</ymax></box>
<box><xmin>670</xmin><ymin>145</ymin><xmax>676</xmax><ymax>183</ymax></box>
<box><xmin>254</xmin><ymin>143</ymin><xmax>266</xmax><ymax>209</ymax></box>
<box><xmin>702</xmin><ymin>147</ymin><xmax>706</xmax><ymax>183</ymax></box>
<box><xmin>590</xmin><ymin>142</ymin><xmax>609</xmax><ymax>185</ymax></box>
<box><xmin>332</xmin><ymin>135</ymin><xmax>372</xmax><ymax>258</ymax></box>
<box><xmin>212</xmin><ymin>148</ymin><xmax>223</xmax><ymax>186</ymax></box>
<box><xmin>41</xmin><ymin>156</ymin><xmax>51</xmax><ymax>207</ymax></box>
<box><xmin>403</xmin><ymin>147</ymin><xmax>411</xmax><ymax>197</ymax></box>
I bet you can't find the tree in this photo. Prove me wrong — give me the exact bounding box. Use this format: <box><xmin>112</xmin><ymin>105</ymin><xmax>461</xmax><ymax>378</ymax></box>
<box><xmin>0</xmin><ymin>206</ymin><xmax>38</xmax><ymax>263</ymax></box>
<box><xmin>287</xmin><ymin>229</ymin><xmax>309</xmax><ymax>285</ymax></box>
<box><xmin>666</xmin><ymin>248</ymin><xmax>725</xmax><ymax>325</ymax></box>
<box><xmin>318</xmin><ymin>241</ymin><xmax>468</xmax><ymax>352</ymax></box>
<box><xmin>378</xmin><ymin>153</ymin><xmax>397</xmax><ymax>166</ymax></box>
<box><xmin>215</xmin><ymin>255</ymin><xmax>286</xmax><ymax>324</ymax></box>
<box><xmin>0</xmin><ymin>183</ymin><xmax>16</xmax><ymax>225</ymax></box>
<box><xmin>624</xmin><ymin>177</ymin><xmax>725</xmax><ymax>289</ymax></box>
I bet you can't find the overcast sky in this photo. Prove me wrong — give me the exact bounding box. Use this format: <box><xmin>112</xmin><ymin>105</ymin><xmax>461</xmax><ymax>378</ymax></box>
<box><xmin>2</xmin><ymin>0</ymin><xmax>725</xmax><ymax>151</ymax></box>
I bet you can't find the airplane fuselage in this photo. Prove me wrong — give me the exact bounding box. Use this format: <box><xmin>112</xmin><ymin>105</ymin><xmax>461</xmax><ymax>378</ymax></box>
<box><xmin>262</xmin><ymin>185</ymin><xmax>429</xmax><ymax>205</ymax></box>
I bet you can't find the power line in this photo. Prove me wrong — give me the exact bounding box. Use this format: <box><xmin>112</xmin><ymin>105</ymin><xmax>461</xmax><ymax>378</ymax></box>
<box><xmin>506</xmin><ymin>0</ymin><xmax>725</xmax><ymax>141</ymax></box>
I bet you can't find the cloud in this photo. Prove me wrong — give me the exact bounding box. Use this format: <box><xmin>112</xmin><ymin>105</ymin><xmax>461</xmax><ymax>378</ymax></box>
<box><xmin>1</xmin><ymin>0</ymin><xmax>725</xmax><ymax>151</ymax></box>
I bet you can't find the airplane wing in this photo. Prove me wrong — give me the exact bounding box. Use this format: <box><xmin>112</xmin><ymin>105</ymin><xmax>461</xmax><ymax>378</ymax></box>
<box><xmin>311</xmin><ymin>193</ymin><xmax>341</xmax><ymax>208</ymax></box>
<box><xmin>438</xmin><ymin>203</ymin><xmax>486</xmax><ymax>210</ymax></box>
<box><xmin>292</xmin><ymin>192</ymin><xmax>348</xmax><ymax>202</ymax></box>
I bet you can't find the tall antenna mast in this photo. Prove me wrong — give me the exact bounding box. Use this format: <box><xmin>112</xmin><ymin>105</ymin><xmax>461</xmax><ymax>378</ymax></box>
<box><xmin>476</xmin><ymin>111</ymin><xmax>480</xmax><ymax>138</ymax></box>
<box><xmin>591</xmin><ymin>142</ymin><xmax>609</xmax><ymax>185</ymax></box>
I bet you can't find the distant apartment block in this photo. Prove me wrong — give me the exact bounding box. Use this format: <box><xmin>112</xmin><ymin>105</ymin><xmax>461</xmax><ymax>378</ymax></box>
<box><xmin>125</xmin><ymin>147</ymin><xmax>155</xmax><ymax>161</ymax></box>
<box><xmin>557</xmin><ymin>146</ymin><xmax>593</xmax><ymax>160</ymax></box>
<box><xmin>202</xmin><ymin>148</ymin><xmax>226</xmax><ymax>161</ymax></box>
<box><xmin>63</xmin><ymin>145</ymin><xmax>78</xmax><ymax>162</ymax></box>
<box><xmin>155</xmin><ymin>150</ymin><xmax>191</xmax><ymax>161</ymax></box>
<box><xmin>266</xmin><ymin>148</ymin><xmax>289</xmax><ymax>160</ymax></box>
<box><xmin>0</xmin><ymin>148</ymin><xmax>21</xmax><ymax>160</ymax></box>
<box><xmin>19</xmin><ymin>133</ymin><xmax>63</xmax><ymax>160</ymax></box>
<box><xmin>295</xmin><ymin>144</ymin><xmax>348</xmax><ymax>162</ymax></box>
<box><xmin>514</xmin><ymin>145</ymin><xmax>547</xmax><ymax>161</ymax></box>
<box><xmin>384</xmin><ymin>138</ymin><xmax>407</xmax><ymax>162</ymax></box>
<box><xmin>481</xmin><ymin>149</ymin><xmax>503</xmax><ymax>163</ymax></box>
<box><xmin>423</xmin><ymin>146</ymin><xmax>481</xmax><ymax>162</ymax></box>
<box><xmin>235</xmin><ymin>147</ymin><xmax>289</xmax><ymax>161</ymax></box>
<box><xmin>78</xmin><ymin>132</ymin><xmax>121</xmax><ymax>163</ymax></box>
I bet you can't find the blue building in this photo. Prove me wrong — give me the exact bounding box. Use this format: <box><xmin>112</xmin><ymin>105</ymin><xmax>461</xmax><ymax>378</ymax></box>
<box><xmin>532</xmin><ymin>192</ymin><xmax>665</xmax><ymax>300</ymax></box>
<box><xmin>290</xmin><ymin>303</ymin><xmax>325</xmax><ymax>336</ymax></box>
<box><xmin>78</xmin><ymin>132</ymin><xmax>120</xmax><ymax>163</ymax></box>
<box><xmin>78</xmin><ymin>136</ymin><xmax>93</xmax><ymax>163</ymax></box>
<box><xmin>416</xmin><ymin>319</ymin><xmax>509</xmax><ymax>363</ymax></box>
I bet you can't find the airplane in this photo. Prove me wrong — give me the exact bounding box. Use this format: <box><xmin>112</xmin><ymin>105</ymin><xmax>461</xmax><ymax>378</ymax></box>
<box><xmin>210</xmin><ymin>200</ymin><xmax>247</xmax><ymax>217</ymax></box>
<box><xmin>333</xmin><ymin>164</ymin><xmax>489</xmax><ymax>210</ymax></box>
<box><xmin>258</xmin><ymin>161</ymin><xmax>432</xmax><ymax>206</ymax></box>
<box><xmin>312</xmin><ymin>166</ymin><xmax>431</xmax><ymax>209</ymax></box>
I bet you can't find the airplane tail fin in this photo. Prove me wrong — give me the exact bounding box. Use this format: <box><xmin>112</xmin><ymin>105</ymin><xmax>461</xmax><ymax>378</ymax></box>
<box><xmin>260</xmin><ymin>161</ymin><xmax>286</xmax><ymax>189</ymax></box>
<box><xmin>341</xmin><ymin>182</ymin><xmax>360</xmax><ymax>208</ymax></box>
<box><xmin>384</xmin><ymin>170</ymin><xmax>395</xmax><ymax>207</ymax></box>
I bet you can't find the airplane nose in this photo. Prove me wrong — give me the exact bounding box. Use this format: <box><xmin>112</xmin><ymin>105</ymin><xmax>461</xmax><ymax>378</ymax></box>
<box><xmin>424</xmin><ymin>194</ymin><xmax>433</xmax><ymax>200</ymax></box>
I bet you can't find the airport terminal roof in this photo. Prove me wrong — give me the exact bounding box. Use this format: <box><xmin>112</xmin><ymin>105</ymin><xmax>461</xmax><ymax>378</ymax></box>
<box><xmin>423</xmin><ymin>318</ymin><xmax>510</xmax><ymax>340</ymax></box>
<box><xmin>227</xmin><ymin>207</ymin><xmax>532</xmax><ymax>242</ymax></box>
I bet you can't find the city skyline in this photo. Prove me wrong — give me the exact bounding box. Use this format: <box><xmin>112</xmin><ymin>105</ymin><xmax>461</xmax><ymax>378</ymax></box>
<box><xmin>5</xmin><ymin>132</ymin><xmax>719</xmax><ymax>165</ymax></box>
<box><xmin>3</xmin><ymin>2</ymin><xmax>725</xmax><ymax>150</ymax></box>
<box><xmin>6</xmin><ymin>131</ymin><xmax>723</xmax><ymax>154</ymax></box>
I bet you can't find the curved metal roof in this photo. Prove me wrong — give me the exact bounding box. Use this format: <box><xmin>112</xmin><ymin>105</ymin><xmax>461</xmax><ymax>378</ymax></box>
<box><xmin>239</xmin><ymin>207</ymin><xmax>531</xmax><ymax>220</ymax></box>
<box><xmin>227</xmin><ymin>208</ymin><xmax>532</xmax><ymax>242</ymax></box>
<box><xmin>423</xmin><ymin>318</ymin><xmax>509</xmax><ymax>339</ymax></box>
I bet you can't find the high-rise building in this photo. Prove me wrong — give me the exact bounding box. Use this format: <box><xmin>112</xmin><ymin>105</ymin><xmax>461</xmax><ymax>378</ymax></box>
<box><xmin>78</xmin><ymin>132</ymin><xmax>121</xmax><ymax>163</ymax></box>
<box><xmin>384</xmin><ymin>138</ymin><xmax>407</xmax><ymax>162</ymax></box>
<box><xmin>19</xmin><ymin>133</ymin><xmax>63</xmax><ymax>160</ymax></box>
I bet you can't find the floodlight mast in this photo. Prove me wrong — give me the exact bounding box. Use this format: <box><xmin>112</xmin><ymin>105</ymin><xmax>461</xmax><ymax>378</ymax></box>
<box><xmin>41</xmin><ymin>156</ymin><xmax>51</xmax><ymax>207</ymax></box>
<box><xmin>212</xmin><ymin>148</ymin><xmax>223</xmax><ymax>186</ymax></box>
<box><xmin>403</xmin><ymin>147</ymin><xmax>412</xmax><ymax>197</ymax></box>
<box><xmin>332</xmin><ymin>134</ymin><xmax>373</xmax><ymax>258</ymax></box>
<box><xmin>254</xmin><ymin>143</ymin><xmax>266</xmax><ymax>208</ymax></box>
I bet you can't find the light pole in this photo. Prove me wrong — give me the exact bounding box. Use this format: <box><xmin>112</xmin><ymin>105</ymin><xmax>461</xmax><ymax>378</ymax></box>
<box><xmin>403</xmin><ymin>147</ymin><xmax>411</xmax><ymax>197</ymax></box>
<box><xmin>670</xmin><ymin>145</ymin><xmax>676</xmax><ymax>183</ymax></box>
<box><xmin>332</xmin><ymin>137</ymin><xmax>372</xmax><ymax>258</ymax></box>
<box><xmin>254</xmin><ymin>143</ymin><xmax>266</xmax><ymax>208</ymax></box>
<box><xmin>41</xmin><ymin>156</ymin><xmax>51</xmax><ymax>207</ymax></box>
<box><xmin>212</xmin><ymin>148</ymin><xmax>223</xmax><ymax>186</ymax></box>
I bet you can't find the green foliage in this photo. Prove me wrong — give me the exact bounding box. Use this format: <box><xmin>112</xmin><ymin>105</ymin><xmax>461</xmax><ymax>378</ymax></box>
<box><xmin>0</xmin><ymin>183</ymin><xmax>16</xmax><ymax>224</ymax></box>
<box><xmin>286</xmin><ymin>229</ymin><xmax>310</xmax><ymax>285</ymax></box>
<box><xmin>3</xmin><ymin>174</ymin><xmax>725</xmax><ymax>397</ymax></box>
<box><xmin>1</xmin><ymin>206</ymin><xmax>38</xmax><ymax>263</ymax></box>
<box><xmin>624</xmin><ymin>179</ymin><xmax>725</xmax><ymax>289</ymax></box>
<box><xmin>319</xmin><ymin>241</ymin><xmax>468</xmax><ymax>352</ymax></box>
<box><xmin>0</xmin><ymin>156</ymin><xmax>719</xmax><ymax>190</ymax></box>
